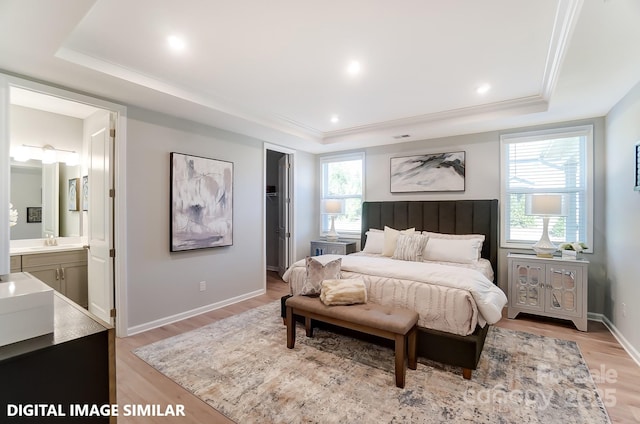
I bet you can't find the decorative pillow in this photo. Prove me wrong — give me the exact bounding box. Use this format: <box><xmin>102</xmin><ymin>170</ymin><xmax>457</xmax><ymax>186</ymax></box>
<box><xmin>362</xmin><ymin>230</ymin><xmax>385</xmax><ymax>254</ymax></box>
<box><xmin>423</xmin><ymin>237</ymin><xmax>484</xmax><ymax>264</ymax></box>
<box><xmin>320</xmin><ymin>278</ymin><xmax>367</xmax><ymax>306</ymax></box>
<box><xmin>382</xmin><ymin>226</ymin><xmax>416</xmax><ymax>257</ymax></box>
<box><xmin>300</xmin><ymin>256</ymin><xmax>342</xmax><ymax>296</ymax></box>
<box><xmin>392</xmin><ymin>233</ymin><xmax>429</xmax><ymax>262</ymax></box>
<box><xmin>422</xmin><ymin>231</ymin><xmax>486</xmax><ymax>242</ymax></box>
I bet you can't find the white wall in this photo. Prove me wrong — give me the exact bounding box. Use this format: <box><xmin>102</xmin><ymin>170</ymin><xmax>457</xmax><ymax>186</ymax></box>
<box><xmin>125</xmin><ymin>108</ymin><xmax>267</xmax><ymax>330</ymax></box>
<box><xmin>361</xmin><ymin>118</ymin><xmax>607</xmax><ymax>306</ymax></box>
<box><xmin>604</xmin><ymin>80</ymin><xmax>640</xmax><ymax>357</ymax></box>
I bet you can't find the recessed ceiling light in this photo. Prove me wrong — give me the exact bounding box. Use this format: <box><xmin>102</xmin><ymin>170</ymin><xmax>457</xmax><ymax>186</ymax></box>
<box><xmin>346</xmin><ymin>60</ymin><xmax>361</xmax><ymax>76</ymax></box>
<box><xmin>167</xmin><ymin>35</ymin><xmax>186</xmax><ymax>52</ymax></box>
<box><xmin>476</xmin><ymin>83</ymin><xmax>491</xmax><ymax>94</ymax></box>
<box><xmin>330</xmin><ymin>115</ymin><xmax>339</xmax><ymax>124</ymax></box>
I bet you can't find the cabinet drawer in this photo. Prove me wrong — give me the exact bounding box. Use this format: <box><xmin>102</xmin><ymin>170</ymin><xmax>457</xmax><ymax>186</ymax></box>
<box><xmin>22</xmin><ymin>250</ymin><xmax>87</xmax><ymax>268</ymax></box>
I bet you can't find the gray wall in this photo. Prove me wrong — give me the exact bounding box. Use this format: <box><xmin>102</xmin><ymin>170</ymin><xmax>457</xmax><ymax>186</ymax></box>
<box><xmin>604</xmin><ymin>80</ymin><xmax>640</xmax><ymax>356</ymax></box>
<box><xmin>9</xmin><ymin>166</ymin><xmax>41</xmax><ymax>239</ymax></box>
<box><xmin>361</xmin><ymin>118</ymin><xmax>607</xmax><ymax>309</ymax></box>
<box><xmin>125</xmin><ymin>107</ymin><xmax>267</xmax><ymax>329</ymax></box>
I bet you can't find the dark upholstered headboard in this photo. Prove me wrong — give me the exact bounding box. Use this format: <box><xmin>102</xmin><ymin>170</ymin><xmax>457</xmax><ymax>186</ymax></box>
<box><xmin>361</xmin><ymin>200</ymin><xmax>499</xmax><ymax>283</ymax></box>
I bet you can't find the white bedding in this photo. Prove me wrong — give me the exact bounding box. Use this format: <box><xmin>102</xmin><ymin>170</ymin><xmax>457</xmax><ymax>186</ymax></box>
<box><xmin>282</xmin><ymin>254</ymin><xmax>507</xmax><ymax>336</ymax></box>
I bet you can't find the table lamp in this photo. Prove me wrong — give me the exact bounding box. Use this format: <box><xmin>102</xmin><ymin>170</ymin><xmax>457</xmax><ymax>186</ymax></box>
<box><xmin>526</xmin><ymin>194</ymin><xmax>565</xmax><ymax>258</ymax></box>
<box><xmin>322</xmin><ymin>199</ymin><xmax>345</xmax><ymax>241</ymax></box>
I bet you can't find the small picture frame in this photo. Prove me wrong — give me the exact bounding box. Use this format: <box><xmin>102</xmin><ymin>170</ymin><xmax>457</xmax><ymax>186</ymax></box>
<box><xmin>68</xmin><ymin>178</ymin><xmax>80</xmax><ymax>211</ymax></box>
<box><xmin>82</xmin><ymin>175</ymin><xmax>89</xmax><ymax>211</ymax></box>
<box><xmin>635</xmin><ymin>142</ymin><xmax>640</xmax><ymax>191</ymax></box>
<box><xmin>26</xmin><ymin>207</ymin><xmax>42</xmax><ymax>223</ymax></box>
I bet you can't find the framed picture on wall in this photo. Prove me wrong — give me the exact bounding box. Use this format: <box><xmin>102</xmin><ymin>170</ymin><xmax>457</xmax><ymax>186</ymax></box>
<box><xmin>390</xmin><ymin>151</ymin><xmax>466</xmax><ymax>192</ymax></box>
<box><xmin>170</xmin><ymin>152</ymin><xmax>234</xmax><ymax>251</ymax></box>
<box><xmin>68</xmin><ymin>178</ymin><xmax>80</xmax><ymax>211</ymax></box>
<box><xmin>26</xmin><ymin>207</ymin><xmax>42</xmax><ymax>223</ymax></box>
<box><xmin>635</xmin><ymin>142</ymin><xmax>640</xmax><ymax>191</ymax></box>
<box><xmin>82</xmin><ymin>175</ymin><xmax>89</xmax><ymax>211</ymax></box>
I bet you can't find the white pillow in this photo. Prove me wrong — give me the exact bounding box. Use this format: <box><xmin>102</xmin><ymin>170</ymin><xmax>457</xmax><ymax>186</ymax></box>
<box><xmin>423</xmin><ymin>231</ymin><xmax>485</xmax><ymax>242</ymax></box>
<box><xmin>392</xmin><ymin>233</ymin><xmax>429</xmax><ymax>262</ymax></box>
<box><xmin>362</xmin><ymin>230</ymin><xmax>385</xmax><ymax>254</ymax></box>
<box><xmin>382</xmin><ymin>226</ymin><xmax>415</xmax><ymax>257</ymax></box>
<box><xmin>423</xmin><ymin>237</ymin><xmax>484</xmax><ymax>264</ymax></box>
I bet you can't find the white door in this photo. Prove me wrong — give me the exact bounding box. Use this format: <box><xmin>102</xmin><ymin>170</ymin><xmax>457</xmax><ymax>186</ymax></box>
<box><xmin>41</xmin><ymin>162</ymin><xmax>59</xmax><ymax>237</ymax></box>
<box><xmin>85</xmin><ymin>110</ymin><xmax>114</xmax><ymax>324</ymax></box>
<box><xmin>277</xmin><ymin>154</ymin><xmax>291</xmax><ymax>277</ymax></box>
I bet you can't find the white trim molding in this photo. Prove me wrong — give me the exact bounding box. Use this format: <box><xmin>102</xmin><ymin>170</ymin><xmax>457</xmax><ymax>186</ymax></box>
<box><xmin>588</xmin><ymin>312</ymin><xmax>640</xmax><ymax>368</ymax></box>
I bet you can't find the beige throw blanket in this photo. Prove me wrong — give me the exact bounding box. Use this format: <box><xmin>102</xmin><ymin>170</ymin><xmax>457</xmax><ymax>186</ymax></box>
<box><xmin>320</xmin><ymin>278</ymin><xmax>367</xmax><ymax>306</ymax></box>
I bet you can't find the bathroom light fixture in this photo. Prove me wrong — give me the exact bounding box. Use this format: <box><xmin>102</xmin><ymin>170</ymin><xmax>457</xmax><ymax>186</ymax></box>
<box><xmin>11</xmin><ymin>144</ymin><xmax>79</xmax><ymax>166</ymax></box>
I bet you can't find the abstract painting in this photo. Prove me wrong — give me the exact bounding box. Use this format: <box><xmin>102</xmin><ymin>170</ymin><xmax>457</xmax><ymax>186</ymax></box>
<box><xmin>68</xmin><ymin>178</ymin><xmax>80</xmax><ymax>211</ymax></box>
<box><xmin>170</xmin><ymin>152</ymin><xmax>233</xmax><ymax>251</ymax></box>
<box><xmin>390</xmin><ymin>151</ymin><xmax>465</xmax><ymax>192</ymax></box>
<box><xmin>82</xmin><ymin>175</ymin><xmax>89</xmax><ymax>211</ymax></box>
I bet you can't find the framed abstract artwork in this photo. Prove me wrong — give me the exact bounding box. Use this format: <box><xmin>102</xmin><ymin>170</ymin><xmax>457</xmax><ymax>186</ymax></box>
<box><xmin>170</xmin><ymin>152</ymin><xmax>234</xmax><ymax>251</ymax></box>
<box><xmin>390</xmin><ymin>151</ymin><xmax>465</xmax><ymax>193</ymax></box>
<box><xmin>635</xmin><ymin>142</ymin><xmax>640</xmax><ymax>191</ymax></box>
<box><xmin>82</xmin><ymin>175</ymin><xmax>89</xmax><ymax>211</ymax></box>
<box><xmin>68</xmin><ymin>178</ymin><xmax>80</xmax><ymax>211</ymax></box>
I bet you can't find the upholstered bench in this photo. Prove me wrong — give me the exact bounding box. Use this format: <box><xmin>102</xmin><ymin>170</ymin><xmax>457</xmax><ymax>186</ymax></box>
<box><xmin>285</xmin><ymin>295</ymin><xmax>419</xmax><ymax>388</ymax></box>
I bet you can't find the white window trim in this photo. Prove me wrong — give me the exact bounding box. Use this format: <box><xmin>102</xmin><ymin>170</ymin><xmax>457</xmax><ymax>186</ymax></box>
<box><xmin>319</xmin><ymin>151</ymin><xmax>365</xmax><ymax>239</ymax></box>
<box><xmin>499</xmin><ymin>125</ymin><xmax>594</xmax><ymax>252</ymax></box>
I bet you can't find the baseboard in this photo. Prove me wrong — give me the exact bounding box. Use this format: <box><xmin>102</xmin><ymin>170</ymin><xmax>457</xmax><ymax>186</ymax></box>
<box><xmin>266</xmin><ymin>265</ymin><xmax>279</xmax><ymax>272</ymax></box>
<box><xmin>588</xmin><ymin>312</ymin><xmax>640</xmax><ymax>368</ymax></box>
<box><xmin>126</xmin><ymin>288</ymin><xmax>266</xmax><ymax>336</ymax></box>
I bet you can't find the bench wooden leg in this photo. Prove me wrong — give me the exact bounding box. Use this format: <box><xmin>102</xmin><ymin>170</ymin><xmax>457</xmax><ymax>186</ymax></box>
<box><xmin>305</xmin><ymin>316</ymin><xmax>314</xmax><ymax>337</ymax></box>
<box><xmin>407</xmin><ymin>327</ymin><xmax>417</xmax><ymax>370</ymax></box>
<box><xmin>394</xmin><ymin>334</ymin><xmax>406</xmax><ymax>388</ymax></box>
<box><xmin>286</xmin><ymin>306</ymin><xmax>295</xmax><ymax>349</ymax></box>
<box><xmin>462</xmin><ymin>368</ymin><xmax>472</xmax><ymax>380</ymax></box>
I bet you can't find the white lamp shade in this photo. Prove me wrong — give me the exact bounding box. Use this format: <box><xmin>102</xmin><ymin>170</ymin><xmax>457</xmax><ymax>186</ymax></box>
<box><xmin>322</xmin><ymin>199</ymin><xmax>345</xmax><ymax>215</ymax></box>
<box><xmin>526</xmin><ymin>194</ymin><xmax>564</xmax><ymax>216</ymax></box>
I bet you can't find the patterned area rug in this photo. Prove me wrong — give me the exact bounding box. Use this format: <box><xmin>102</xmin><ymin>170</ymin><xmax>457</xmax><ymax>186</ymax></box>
<box><xmin>134</xmin><ymin>302</ymin><xmax>610</xmax><ymax>423</ymax></box>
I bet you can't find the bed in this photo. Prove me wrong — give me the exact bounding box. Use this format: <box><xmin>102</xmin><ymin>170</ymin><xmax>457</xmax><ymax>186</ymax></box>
<box><xmin>282</xmin><ymin>199</ymin><xmax>506</xmax><ymax>379</ymax></box>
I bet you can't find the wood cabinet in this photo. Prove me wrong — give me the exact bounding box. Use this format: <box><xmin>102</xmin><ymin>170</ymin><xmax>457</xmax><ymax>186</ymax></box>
<box><xmin>507</xmin><ymin>253</ymin><xmax>588</xmax><ymax>331</ymax></box>
<box><xmin>310</xmin><ymin>240</ymin><xmax>357</xmax><ymax>256</ymax></box>
<box><xmin>10</xmin><ymin>255</ymin><xmax>21</xmax><ymax>273</ymax></box>
<box><xmin>21</xmin><ymin>250</ymin><xmax>88</xmax><ymax>308</ymax></box>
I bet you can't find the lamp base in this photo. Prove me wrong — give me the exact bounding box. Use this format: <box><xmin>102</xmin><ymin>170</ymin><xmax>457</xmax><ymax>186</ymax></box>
<box><xmin>326</xmin><ymin>216</ymin><xmax>339</xmax><ymax>241</ymax></box>
<box><xmin>532</xmin><ymin>217</ymin><xmax>557</xmax><ymax>258</ymax></box>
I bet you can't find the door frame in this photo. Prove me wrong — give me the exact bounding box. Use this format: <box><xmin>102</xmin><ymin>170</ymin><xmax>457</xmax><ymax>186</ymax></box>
<box><xmin>0</xmin><ymin>73</ymin><xmax>129</xmax><ymax>337</ymax></box>
<box><xmin>263</xmin><ymin>143</ymin><xmax>294</xmax><ymax>285</ymax></box>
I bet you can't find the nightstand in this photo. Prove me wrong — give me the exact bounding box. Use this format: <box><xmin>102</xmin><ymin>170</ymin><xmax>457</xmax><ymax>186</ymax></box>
<box><xmin>310</xmin><ymin>240</ymin><xmax>357</xmax><ymax>256</ymax></box>
<box><xmin>507</xmin><ymin>253</ymin><xmax>588</xmax><ymax>331</ymax></box>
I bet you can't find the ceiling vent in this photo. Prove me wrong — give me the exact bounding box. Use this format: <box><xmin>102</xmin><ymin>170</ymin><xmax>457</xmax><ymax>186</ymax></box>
<box><xmin>393</xmin><ymin>134</ymin><xmax>411</xmax><ymax>139</ymax></box>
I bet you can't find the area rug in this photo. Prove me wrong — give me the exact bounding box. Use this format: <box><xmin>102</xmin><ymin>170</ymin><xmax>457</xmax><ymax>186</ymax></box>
<box><xmin>133</xmin><ymin>302</ymin><xmax>610</xmax><ymax>423</ymax></box>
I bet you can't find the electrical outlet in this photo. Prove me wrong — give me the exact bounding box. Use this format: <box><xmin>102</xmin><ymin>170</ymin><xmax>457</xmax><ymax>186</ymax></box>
<box><xmin>199</xmin><ymin>281</ymin><xmax>206</xmax><ymax>292</ymax></box>
<box><xmin>622</xmin><ymin>302</ymin><xmax>627</xmax><ymax>318</ymax></box>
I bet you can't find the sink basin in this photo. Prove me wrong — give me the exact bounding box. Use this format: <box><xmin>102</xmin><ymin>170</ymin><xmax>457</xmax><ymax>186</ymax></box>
<box><xmin>0</xmin><ymin>274</ymin><xmax>54</xmax><ymax>347</ymax></box>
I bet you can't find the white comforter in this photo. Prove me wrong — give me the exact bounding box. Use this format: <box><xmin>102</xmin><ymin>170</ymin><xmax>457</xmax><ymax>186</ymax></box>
<box><xmin>283</xmin><ymin>254</ymin><xmax>507</xmax><ymax>334</ymax></box>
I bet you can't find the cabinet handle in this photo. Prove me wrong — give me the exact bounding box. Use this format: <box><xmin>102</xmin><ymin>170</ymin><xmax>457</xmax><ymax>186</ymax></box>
<box><xmin>60</xmin><ymin>267</ymin><xmax>65</xmax><ymax>280</ymax></box>
<box><xmin>55</xmin><ymin>268</ymin><xmax>60</xmax><ymax>280</ymax></box>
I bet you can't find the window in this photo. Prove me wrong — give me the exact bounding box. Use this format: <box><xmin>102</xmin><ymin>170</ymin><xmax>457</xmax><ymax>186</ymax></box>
<box><xmin>320</xmin><ymin>152</ymin><xmax>364</xmax><ymax>237</ymax></box>
<box><xmin>500</xmin><ymin>125</ymin><xmax>593</xmax><ymax>250</ymax></box>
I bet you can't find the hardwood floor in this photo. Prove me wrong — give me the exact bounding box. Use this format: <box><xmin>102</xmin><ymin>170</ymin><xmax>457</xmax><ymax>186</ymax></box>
<box><xmin>116</xmin><ymin>272</ymin><xmax>640</xmax><ymax>423</ymax></box>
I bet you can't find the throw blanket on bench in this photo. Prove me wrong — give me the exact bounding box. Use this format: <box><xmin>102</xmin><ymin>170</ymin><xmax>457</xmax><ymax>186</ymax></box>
<box><xmin>320</xmin><ymin>278</ymin><xmax>367</xmax><ymax>306</ymax></box>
